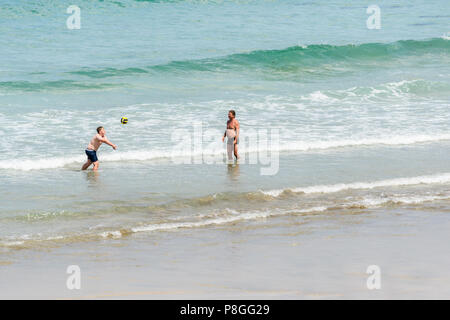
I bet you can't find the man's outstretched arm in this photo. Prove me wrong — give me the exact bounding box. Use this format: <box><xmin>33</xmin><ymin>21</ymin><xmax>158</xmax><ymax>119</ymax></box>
<box><xmin>99</xmin><ymin>136</ymin><xmax>117</xmax><ymax>149</ymax></box>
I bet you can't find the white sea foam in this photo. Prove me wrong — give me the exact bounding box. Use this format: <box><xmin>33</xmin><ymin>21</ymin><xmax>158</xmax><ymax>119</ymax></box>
<box><xmin>297</xmin><ymin>79</ymin><xmax>439</xmax><ymax>103</ymax></box>
<box><xmin>1</xmin><ymin>133</ymin><xmax>450</xmax><ymax>171</ymax></box>
<box><xmin>301</xmin><ymin>91</ymin><xmax>338</xmax><ymax>103</ymax></box>
<box><xmin>1</xmin><ymin>241</ymin><xmax>25</xmax><ymax>246</ymax></box>
<box><xmin>275</xmin><ymin>134</ymin><xmax>450</xmax><ymax>152</ymax></box>
<box><xmin>129</xmin><ymin>206</ymin><xmax>328</xmax><ymax>234</ymax></box>
<box><xmin>262</xmin><ymin>173</ymin><xmax>450</xmax><ymax>197</ymax></box>
<box><xmin>117</xmin><ymin>192</ymin><xmax>450</xmax><ymax>235</ymax></box>
<box><xmin>354</xmin><ymin>194</ymin><xmax>449</xmax><ymax>207</ymax></box>
<box><xmin>0</xmin><ymin>156</ymin><xmax>84</xmax><ymax>171</ymax></box>
<box><xmin>100</xmin><ymin>231</ymin><xmax>123</xmax><ymax>238</ymax></box>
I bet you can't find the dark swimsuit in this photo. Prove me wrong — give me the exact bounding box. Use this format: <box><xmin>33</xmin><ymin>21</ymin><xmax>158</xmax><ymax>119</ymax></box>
<box><xmin>85</xmin><ymin>149</ymin><xmax>98</xmax><ymax>162</ymax></box>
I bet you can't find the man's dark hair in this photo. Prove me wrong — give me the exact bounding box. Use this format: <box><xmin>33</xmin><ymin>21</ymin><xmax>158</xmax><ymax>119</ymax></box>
<box><xmin>96</xmin><ymin>126</ymin><xmax>104</xmax><ymax>133</ymax></box>
<box><xmin>229</xmin><ymin>110</ymin><xmax>236</xmax><ymax>116</ymax></box>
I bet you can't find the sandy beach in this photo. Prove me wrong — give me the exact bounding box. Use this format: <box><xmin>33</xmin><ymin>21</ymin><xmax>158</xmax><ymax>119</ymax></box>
<box><xmin>2</xmin><ymin>202</ymin><xmax>450</xmax><ymax>299</ymax></box>
<box><xmin>1</xmin><ymin>0</ymin><xmax>449</xmax><ymax>299</ymax></box>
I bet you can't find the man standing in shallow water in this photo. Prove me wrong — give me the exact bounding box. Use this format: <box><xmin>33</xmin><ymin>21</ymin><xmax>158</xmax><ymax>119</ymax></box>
<box><xmin>82</xmin><ymin>126</ymin><xmax>117</xmax><ymax>171</ymax></box>
<box><xmin>222</xmin><ymin>110</ymin><xmax>240</xmax><ymax>160</ymax></box>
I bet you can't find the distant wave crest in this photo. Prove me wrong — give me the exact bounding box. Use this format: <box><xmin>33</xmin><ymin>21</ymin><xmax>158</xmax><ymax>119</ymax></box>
<box><xmin>1</xmin><ymin>38</ymin><xmax>448</xmax><ymax>93</ymax></box>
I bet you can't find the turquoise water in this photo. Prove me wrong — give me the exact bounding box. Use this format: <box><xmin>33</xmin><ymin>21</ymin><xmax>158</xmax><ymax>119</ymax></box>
<box><xmin>0</xmin><ymin>0</ymin><xmax>450</xmax><ymax>250</ymax></box>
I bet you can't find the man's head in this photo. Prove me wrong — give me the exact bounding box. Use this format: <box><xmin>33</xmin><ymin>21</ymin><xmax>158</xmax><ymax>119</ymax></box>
<box><xmin>228</xmin><ymin>110</ymin><xmax>236</xmax><ymax>120</ymax></box>
<box><xmin>97</xmin><ymin>126</ymin><xmax>105</xmax><ymax>136</ymax></box>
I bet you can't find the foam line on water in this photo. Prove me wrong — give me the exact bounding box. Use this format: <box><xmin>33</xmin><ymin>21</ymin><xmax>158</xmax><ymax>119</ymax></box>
<box><xmin>2</xmin><ymin>133</ymin><xmax>450</xmax><ymax>171</ymax></box>
<box><xmin>127</xmin><ymin>206</ymin><xmax>328</xmax><ymax>234</ymax></box>
<box><xmin>105</xmin><ymin>193</ymin><xmax>450</xmax><ymax>237</ymax></box>
<box><xmin>262</xmin><ymin>173</ymin><xmax>450</xmax><ymax>197</ymax></box>
<box><xmin>2</xmin><ymin>192</ymin><xmax>449</xmax><ymax>247</ymax></box>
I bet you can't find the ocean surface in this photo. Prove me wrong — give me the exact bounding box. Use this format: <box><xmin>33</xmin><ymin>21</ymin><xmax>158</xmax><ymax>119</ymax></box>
<box><xmin>0</xmin><ymin>0</ymin><xmax>450</xmax><ymax>296</ymax></box>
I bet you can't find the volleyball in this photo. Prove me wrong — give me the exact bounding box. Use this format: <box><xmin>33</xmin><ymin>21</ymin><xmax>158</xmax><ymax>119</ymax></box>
<box><xmin>120</xmin><ymin>117</ymin><xmax>128</xmax><ymax>124</ymax></box>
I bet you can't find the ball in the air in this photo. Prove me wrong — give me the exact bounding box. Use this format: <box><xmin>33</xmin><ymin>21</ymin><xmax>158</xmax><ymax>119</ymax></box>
<box><xmin>121</xmin><ymin>117</ymin><xmax>128</xmax><ymax>124</ymax></box>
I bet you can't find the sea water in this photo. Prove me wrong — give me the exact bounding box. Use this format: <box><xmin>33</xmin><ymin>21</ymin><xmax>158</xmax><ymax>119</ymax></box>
<box><xmin>0</xmin><ymin>0</ymin><xmax>449</xmax><ymax>297</ymax></box>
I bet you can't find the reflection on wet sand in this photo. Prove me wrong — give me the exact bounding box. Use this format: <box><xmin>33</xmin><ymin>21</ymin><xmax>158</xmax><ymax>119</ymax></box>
<box><xmin>86</xmin><ymin>170</ymin><xmax>100</xmax><ymax>186</ymax></box>
<box><xmin>227</xmin><ymin>163</ymin><xmax>240</xmax><ymax>180</ymax></box>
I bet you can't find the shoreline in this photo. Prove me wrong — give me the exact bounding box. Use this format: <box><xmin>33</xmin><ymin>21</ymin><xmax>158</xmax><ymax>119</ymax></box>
<box><xmin>2</xmin><ymin>205</ymin><xmax>450</xmax><ymax>299</ymax></box>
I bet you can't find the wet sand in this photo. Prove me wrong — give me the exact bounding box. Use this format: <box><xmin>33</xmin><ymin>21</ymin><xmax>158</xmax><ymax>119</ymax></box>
<box><xmin>1</xmin><ymin>205</ymin><xmax>450</xmax><ymax>299</ymax></box>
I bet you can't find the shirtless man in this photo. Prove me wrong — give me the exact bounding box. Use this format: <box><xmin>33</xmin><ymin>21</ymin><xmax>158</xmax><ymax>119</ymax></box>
<box><xmin>82</xmin><ymin>126</ymin><xmax>117</xmax><ymax>171</ymax></box>
<box><xmin>222</xmin><ymin>110</ymin><xmax>240</xmax><ymax>160</ymax></box>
